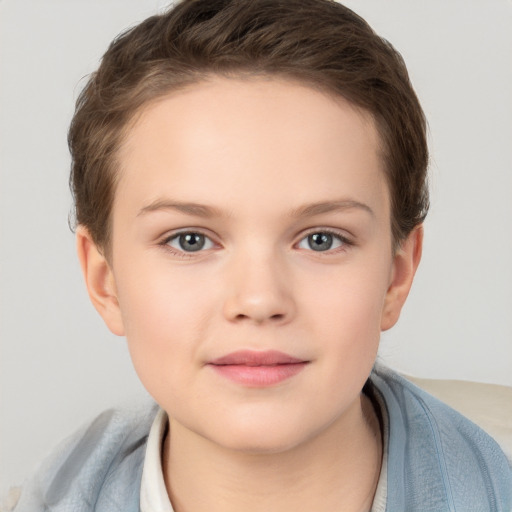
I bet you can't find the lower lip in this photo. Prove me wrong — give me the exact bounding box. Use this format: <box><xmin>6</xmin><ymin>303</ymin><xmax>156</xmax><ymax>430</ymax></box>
<box><xmin>208</xmin><ymin>363</ymin><xmax>308</xmax><ymax>387</ymax></box>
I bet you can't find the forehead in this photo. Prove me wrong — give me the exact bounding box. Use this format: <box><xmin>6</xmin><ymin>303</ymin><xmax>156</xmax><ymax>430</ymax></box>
<box><xmin>123</xmin><ymin>76</ymin><xmax>381</xmax><ymax>157</ymax></box>
<box><xmin>115</xmin><ymin>77</ymin><xmax>388</xmax><ymax>221</ymax></box>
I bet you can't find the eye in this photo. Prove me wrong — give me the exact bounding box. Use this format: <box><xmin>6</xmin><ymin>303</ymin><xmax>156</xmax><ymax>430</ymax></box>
<box><xmin>297</xmin><ymin>231</ymin><xmax>347</xmax><ymax>252</ymax></box>
<box><xmin>166</xmin><ymin>232</ymin><xmax>215</xmax><ymax>252</ymax></box>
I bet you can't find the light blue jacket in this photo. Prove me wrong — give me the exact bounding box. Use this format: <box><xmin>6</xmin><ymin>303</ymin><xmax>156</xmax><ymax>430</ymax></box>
<box><xmin>15</xmin><ymin>366</ymin><xmax>512</xmax><ymax>511</ymax></box>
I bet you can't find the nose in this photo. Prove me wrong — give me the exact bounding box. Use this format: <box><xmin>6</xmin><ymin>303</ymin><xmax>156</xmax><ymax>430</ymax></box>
<box><xmin>222</xmin><ymin>249</ymin><xmax>296</xmax><ymax>325</ymax></box>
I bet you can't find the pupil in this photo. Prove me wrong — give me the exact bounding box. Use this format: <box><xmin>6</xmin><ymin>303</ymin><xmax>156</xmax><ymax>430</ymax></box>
<box><xmin>309</xmin><ymin>233</ymin><xmax>332</xmax><ymax>251</ymax></box>
<box><xmin>180</xmin><ymin>233</ymin><xmax>205</xmax><ymax>252</ymax></box>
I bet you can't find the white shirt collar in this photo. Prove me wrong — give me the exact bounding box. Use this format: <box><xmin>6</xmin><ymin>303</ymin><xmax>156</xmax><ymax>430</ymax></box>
<box><xmin>140</xmin><ymin>408</ymin><xmax>174</xmax><ymax>512</ymax></box>
<box><xmin>370</xmin><ymin>387</ymin><xmax>388</xmax><ymax>512</ymax></box>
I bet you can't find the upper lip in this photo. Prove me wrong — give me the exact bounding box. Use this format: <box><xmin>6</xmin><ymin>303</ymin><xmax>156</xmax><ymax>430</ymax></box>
<box><xmin>208</xmin><ymin>350</ymin><xmax>307</xmax><ymax>366</ymax></box>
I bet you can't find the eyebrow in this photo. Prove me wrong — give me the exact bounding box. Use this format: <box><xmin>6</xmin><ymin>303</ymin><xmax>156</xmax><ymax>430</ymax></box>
<box><xmin>291</xmin><ymin>199</ymin><xmax>374</xmax><ymax>218</ymax></box>
<box><xmin>138</xmin><ymin>199</ymin><xmax>224</xmax><ymax>218</ymax></box>
<box><xmin>137</xmin><ymin>198</ymin><xmax>374</xmax><ymax>219</ymax></box>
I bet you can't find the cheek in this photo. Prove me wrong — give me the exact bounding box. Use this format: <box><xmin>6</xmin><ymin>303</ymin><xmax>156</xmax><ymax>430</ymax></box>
<box><xmin>302</xmin><ymin>260</ymin><xmax>390</xmax><ymax>373</ymax></box>
<box><xmin>114</xmin><ymin>261</ymin><xmax>217</xmax><ymax>391</ymax></box>
<box><xmin>303</xmin><ymin>260</ymin><xmax>389</xmax><ymax>331</ymax></box>
<box><xmin>116</xmin><ymin>255</ymin><xmax>216</xmax><ymax>329</ymax></box>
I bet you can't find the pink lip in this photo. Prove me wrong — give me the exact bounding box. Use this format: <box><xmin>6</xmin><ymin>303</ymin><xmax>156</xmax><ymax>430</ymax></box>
<box><xmin>207</xmin><ymin>350</ymin><xmax>309</xmax><ymax>387</ymax></box>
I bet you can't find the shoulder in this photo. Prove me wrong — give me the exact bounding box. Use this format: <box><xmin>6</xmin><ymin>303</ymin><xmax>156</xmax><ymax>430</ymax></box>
<box><xmin>371</xmin><ymin>364</ymin><xmax>512</xmax><ymax>511</ymax></box>
<box><xmin>14</xmin><ymin>400</ymin><xmax>159</xmax><ymax>512</ymax></box>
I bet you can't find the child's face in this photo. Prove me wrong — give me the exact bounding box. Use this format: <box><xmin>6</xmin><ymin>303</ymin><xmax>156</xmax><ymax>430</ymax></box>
<box><xmin>80</xmin><ymin>77</ymin><xmax>419</xmax><ymax>453</ymax></box>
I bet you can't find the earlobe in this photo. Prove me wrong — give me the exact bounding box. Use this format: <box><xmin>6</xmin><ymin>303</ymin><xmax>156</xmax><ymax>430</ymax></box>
<box><xmin>76</xmin><ymin>226</ymin><xmax>125</xmax><ymax>336</ymax></box>
<box><xmin>380</xmin><ymin>225</ymin><xmax>423</xmax><ymax>331</ymax></box>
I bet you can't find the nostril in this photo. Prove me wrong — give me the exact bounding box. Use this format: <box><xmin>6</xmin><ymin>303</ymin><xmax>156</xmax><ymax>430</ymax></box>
<box><xmin>223</xmin><ymin>284</ymin><xmax>295</xmax><ymax>324</ymax></box>
<box><xmin>233</xmin><ymin>312</ymin><xmax>285</xmax><ymax>323</ymax></box>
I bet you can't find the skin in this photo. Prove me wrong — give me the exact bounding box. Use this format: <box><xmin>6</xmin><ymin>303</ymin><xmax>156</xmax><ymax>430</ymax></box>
<box><xmin>77</xmin><ymin>77</ymin><xmax>422</xmax><ymax>512</ymax></box>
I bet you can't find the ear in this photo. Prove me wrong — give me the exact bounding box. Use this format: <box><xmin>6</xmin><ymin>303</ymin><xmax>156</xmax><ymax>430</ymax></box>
<box><xmin>76</xmin><ymin>226</ymin><xmax>125</xmax><ymax>336</ymax></box>
<box><xmin>380</xmin><ymin>225</ymin><xmax>423</xmax><ymax>331</ymax></box>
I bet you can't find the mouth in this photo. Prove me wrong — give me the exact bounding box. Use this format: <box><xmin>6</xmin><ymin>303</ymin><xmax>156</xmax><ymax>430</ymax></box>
<box><xmin>207</xmin><ymin>350</ymin><xmax>309</xmax><ymax>387</ymax></box>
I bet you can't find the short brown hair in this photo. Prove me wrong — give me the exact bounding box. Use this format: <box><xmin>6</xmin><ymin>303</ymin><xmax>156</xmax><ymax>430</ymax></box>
<box><xmin>69</xmin><ymin>0</ymin><xmax>429</xmax><ymax>254</ymax></box>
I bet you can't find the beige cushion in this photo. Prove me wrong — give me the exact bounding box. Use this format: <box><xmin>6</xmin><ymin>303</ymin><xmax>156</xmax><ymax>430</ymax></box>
<box><xmin>0</xmin><ymin>487</ymin><xmax>21</xmax><ymax>512</ymax></box>
<box><xmin>405</xmin><ymin>375</ymin><xmax>512</xmax><ymax>463</ymax></box>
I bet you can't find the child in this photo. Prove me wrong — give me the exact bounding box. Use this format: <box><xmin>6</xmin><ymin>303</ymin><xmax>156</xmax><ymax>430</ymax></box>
<box><xmin>13</xmin><ymin>0</ymin><xmax>511</xmax><ymax>510</ymax></box>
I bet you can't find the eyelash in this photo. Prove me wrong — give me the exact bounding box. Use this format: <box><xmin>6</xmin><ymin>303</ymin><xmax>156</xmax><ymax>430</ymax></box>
<box><xmin>297</xmin><ymin>228</ymin><xmax>353</xmax><ymax>254</ymax></box>
<box><xmin>158</xmin><ymin>230</ymin><xmax>217</xmax><ymax>259</ymax></box>
<box><xmin>158</xmin><ymin>228</ymin><xmax>353</xmax><ymax>258</ymax></box>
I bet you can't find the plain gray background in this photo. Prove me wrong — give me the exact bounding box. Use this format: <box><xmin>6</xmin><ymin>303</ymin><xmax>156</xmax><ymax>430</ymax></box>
<box><xmin>1</xmin><ymin>0</ymin><xmax>511</xmax><ymax>495</ymax></box>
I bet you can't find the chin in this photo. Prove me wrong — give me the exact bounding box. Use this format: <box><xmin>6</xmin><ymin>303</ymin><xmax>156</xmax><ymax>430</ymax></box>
<box><xmin>219</xmin><ymin>431</ymin><xmax>306</xmax><ymax>455</ymax></box>
<box><xmin>202</xmin><ymin>413</ymin><xmax>317</xmax><ymax>456</ymax></box>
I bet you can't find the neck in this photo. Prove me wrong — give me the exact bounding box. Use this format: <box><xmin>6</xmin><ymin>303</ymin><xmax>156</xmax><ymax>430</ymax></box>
<box><xmin>163</xmin><ymin>393</ymin><xmax>382</xmax><ymax>512</ymax></box>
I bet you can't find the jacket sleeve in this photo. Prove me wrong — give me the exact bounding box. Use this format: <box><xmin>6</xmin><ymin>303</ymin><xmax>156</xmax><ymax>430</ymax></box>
<box><xmin>14</xmin><ymin>403</ymin><xmax>157</xmax><ymax>512</ymax></box>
